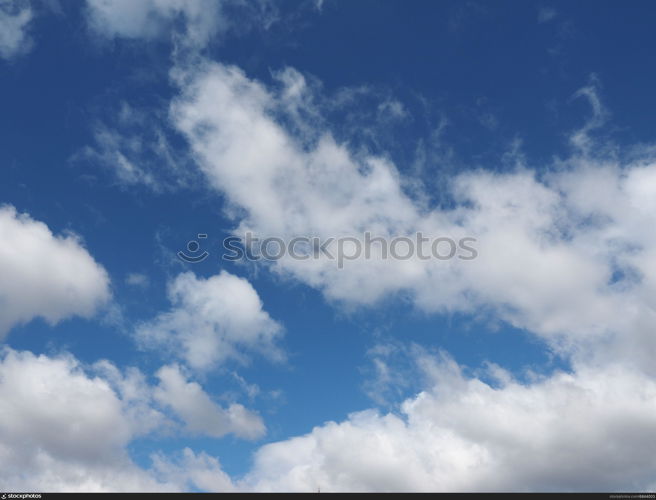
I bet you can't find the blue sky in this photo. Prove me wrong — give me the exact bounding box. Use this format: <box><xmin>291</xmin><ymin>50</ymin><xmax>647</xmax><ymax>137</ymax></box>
<box><xmin>1</xmin><ymin>0</ymin><xmax>656</xmax><ymax>492</ymax></box>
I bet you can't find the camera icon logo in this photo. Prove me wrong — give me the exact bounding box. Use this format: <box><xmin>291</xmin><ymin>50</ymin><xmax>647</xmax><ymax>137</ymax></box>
<box><xmin>178</xmin><ymin>234</ymin><xmax>209</xmax><ymax>263</ymax></box>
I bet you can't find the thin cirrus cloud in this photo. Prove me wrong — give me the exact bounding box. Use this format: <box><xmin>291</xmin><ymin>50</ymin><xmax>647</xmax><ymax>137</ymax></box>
<box><xmin>537</xmin><ymin>6</ymin><xmax>557</xmax><ymax>24</ymax></box>
<box><xmin>74</xmin><ymin>102</ymin><xmax>197</xmax><ymax>193</ymax></box>
<box><xmin>84</xmin><ymin>0</ymin><xmax>225</xmax><ymax>48</ymax></box>
<box><xmin>0</xmin><ymin>205</ymin><xmax>111</xmax><ymax>338</ymax></box>
<box><xmin>0</xmin><ymin>0</ymin><xmax>33</xmax><ymax>60</ymax></box>
<box><xmin>84</xmin><ymin>0</ymin><xmax>278</xmax><ymax>49</ymax></box>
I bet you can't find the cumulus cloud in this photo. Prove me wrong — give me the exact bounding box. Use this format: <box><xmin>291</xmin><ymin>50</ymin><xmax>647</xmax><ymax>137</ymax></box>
<box><xmin>161</xmin><ymin>66</ymin><xmax>656</xmax><ymax>488</ymax></box>
<box><xmin>0</xmin><ymin>0</ymin><xmax>33</xmax><ymax>60</ymax></box>
<box><xmin>105</xmin><ymin>55</ymin><xmax>656</xmax><ymax>492</ymax></box>
<box><xmin>3</xmin><ymin>346</ymin><xmax>655</xmax><ymax>492</ymax></box>
<box><xmin>135</xmin><ymin>271</ymin><xmax>284</xmax><ymax>371</ymax></box>
<box><xmin>155</xmin><ymin>364</ymin><xmax>266</xmax><ymax>440</ymax></box>
<box><xmin>0</xmin><ymin>348</ymin><xmax>167</xmax><ymax>492</ymax></box>
<box><xmin>9</xmin><ymin>7</ymin><xmax>655</xmax><ymax>490</ymax></box>
<box><xmin>238</xmin><ymin>351</ymin><xmax>656</xmax><ymax>492</ymax></box>
<box><xmin>0</xmin><ymin>348</ymin><xmax>266</xmax><ymax>491</ymax></box>
<box><xmin>0</xmin><ymin>205</ymin><xmax>111</xmax><ymax>337</ymax></box>
<box><xmin>169</xmin><ymin>60</ymin><xmax>656</xmax><ymax>372</ymax></box>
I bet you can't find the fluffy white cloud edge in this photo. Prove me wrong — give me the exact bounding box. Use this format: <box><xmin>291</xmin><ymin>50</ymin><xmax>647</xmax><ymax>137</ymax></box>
<box><xmin>0</xmin><ymin>347</ymin><xmax>265</xmax><ymax>492</ymax></box>
<box><xmin>155</xmin><ymin>363</ymin><xmax>266</xmax><ymax>440</ymax></box>
<box><xmin>135</xmin><ymin>271</ymin><xmax>284</xmax><ymax>372</ymax></box>
<box><xmin>3</xmin><ymin>346</ymin><xmax>655</xmax><ymax>492</ymax></box>
<box><xmin>240</xmin><ymin>352</ymin><xmax>656</xmax><ymax>492</ymax></box>
<box><xmin>168</xmin><ymin>59</ymin><xmax>656</xmax><ymax>375</ymax></box>
<box><xmin>0</xmin><ymin>205</ymin><xmax>111</xmax><ymax>337</ymax></box>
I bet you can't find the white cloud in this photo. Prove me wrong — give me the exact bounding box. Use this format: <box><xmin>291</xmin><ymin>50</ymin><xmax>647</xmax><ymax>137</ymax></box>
<box><xmin>239</xmin><ymin>351</ymin><xmax>656</xmax><ymax>492</ymax></box>
<box><xmin>0</xmin><ymin>348</ymin><xmax>267</xmax><ymax>491</ymax></box>
<box><xmin>568</xmin><ymin>76</ymin><xmax>608</xmax><ymax>152</ymax></box>
<box><xmin>165</xmin><ymin>60</ymin><xmax>656</xmax><ymax>490</ymax></box>
<box><xmin>126</xmin><ymin>272</ymin><xmax>150</xmax><ymax>288</ymax></box>
<box><xmin>169</xmin><ymin>60</ymin><xmax>656</xmax><ymax>373</ymax></box>
<box><xmin>81</xmin><ymin>123</ymin><xmax>160</xmax><ymax>189</ymax></box>
<box><xmin>151</xmin><ymin>448</ymin><xmax>235</xmax><ymax>492</ymax></box>
<box><xmin>135</xmin><ymin>271</ymin><xmax>284</xmax><ymax>371</ymax></box>
<box><xmin>0</xmin><ymin>348</ymin><xmax>168</xmax><ymax>492</ymax></box>
<box><xmin>0</xmin><ymin>205</ymin><xmax>111</xmax><ymax>337</ymax></box>
<box><xmin>0</xmin><ymin>0</ymin><xmax>33</xmax><ymax>60</ymax></box>
<box><xmin>73</xmin><ymin>102</ymin><xmax>198</xmax><ymax>192</ymax></box>
<box><xmin>154</xmin><ymin>364</ymin><xmax>266</xmax><ymax>440</ymax></box>
<box><xmin>3</xmin><ymin>346</ymin><xmax>655</xmax><ymax>492</ymax></box>
<box><xmin>5</xmin><ymin>19</ymin><xmax>651</xmax><ymax>489</ymax></box>
<box><xmin>85</xmin><ymin>0</ymin><xmax>225</xmax><ymax>48</ymax></box>
<box><xmin>537</xmin><ymin>7</ymin><xmax>557</xmax><ymax>24</ymax></box>
<box><xmin>84</xmin><ymin>0</ymin><xmax>279</xmax><ymax>49</ymax></box>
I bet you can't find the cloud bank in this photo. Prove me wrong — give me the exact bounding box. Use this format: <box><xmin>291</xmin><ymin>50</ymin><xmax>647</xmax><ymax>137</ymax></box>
<box><xmin>239</xmin><ymin>352</ymin><xmax>656</xmax><ymax>492</ymax></box>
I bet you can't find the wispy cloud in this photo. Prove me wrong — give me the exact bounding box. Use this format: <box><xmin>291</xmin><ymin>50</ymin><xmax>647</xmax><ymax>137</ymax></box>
<box><xmin>0</xmin><ymin>0</ymin><xmax>33</xmax><ymax>60</ymax></box>
<box><xmin>538</xmin><ymin>6</ymin><xmax>557</xmax><ymax>24</ymax></box>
